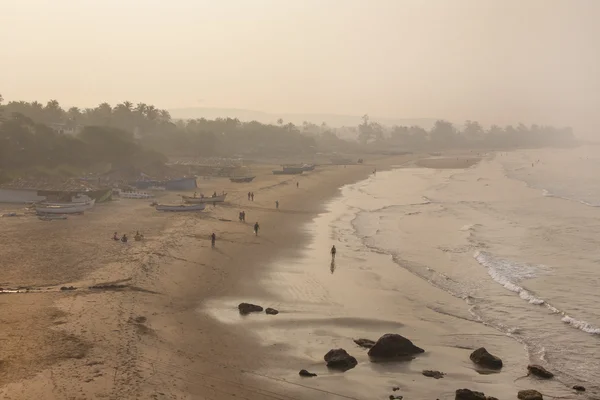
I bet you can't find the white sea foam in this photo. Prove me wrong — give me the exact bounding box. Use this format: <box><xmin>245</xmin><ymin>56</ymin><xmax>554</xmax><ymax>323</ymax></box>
<box><xmin>561</xmin><ymin>316</ymin><xmax>600</xmax><ymax>335</ymax></box>
<box><xmin>474</xmin><ymin>251</ymin><xmax>600</xmax><ymax>335</ymax></box>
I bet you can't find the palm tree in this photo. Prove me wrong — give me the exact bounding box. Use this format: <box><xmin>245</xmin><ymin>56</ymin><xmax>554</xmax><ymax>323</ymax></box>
<box><xmin>159</xmin><ymin>109</ymin><xmax>171</xmax><ymax>121</ymax></box>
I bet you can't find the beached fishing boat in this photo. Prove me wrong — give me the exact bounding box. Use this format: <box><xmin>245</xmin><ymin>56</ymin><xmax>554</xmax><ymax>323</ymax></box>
<box><xmin>36</xmin><ymin>203</ymin><xmax>88</xmax><ymax>214</ymax></box>
<box><xmin>182</xmin><ymin>193</ymin><xmax>227</xmax><ymax>203</ymax></box>
<box><xmin>229</xmin><ymin>176</ymin><xmax>255</xmax><ymax>183</ymax></box>
<box><xmin>40</xmin><ymin>199</ymin><xmax>96</xmax><ymax>208</ymax></box>
<box><xmin>114</xmin><ymin>189</ymin><xmax>154</xmax><ymax>199</ymax></box>
<box><xmin>155</xmin><ymin>203</ymin><xmax>206</xmax><ymax>212</ymax></box>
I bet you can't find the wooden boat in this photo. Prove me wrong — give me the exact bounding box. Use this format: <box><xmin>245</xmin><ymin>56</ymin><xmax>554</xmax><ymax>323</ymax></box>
<box><xmin>36</xmin><ymin>203</ymin><xmax>88</xmax><ymax>214</ymax></box>
<box><xmin>273</xmin><ymin>169</ymin><xmax>303</xmax><ymax>175</ymax></box>
<box><xmin>155</xmin><ymin>203</ymin><xmax>206</xmax><ymax>212</ymax></box>
<box><xmin>114</xmin><ymin>189</ymin><xmax>154</xmax><ymax>199</ymax></box>
<box><xmin>229</xmin><ymin>176</ymin><xmax>255</xmax><ymax>183</ymax></box>
<box><xmin>182</xmin><ymin>193</ymin><xmax>227</xmax><ymax>203</ymax></box>
<box><xmin>40</xmin><ymin>199</ymin><xmax>95</xmax><ymax>209</ymax></box>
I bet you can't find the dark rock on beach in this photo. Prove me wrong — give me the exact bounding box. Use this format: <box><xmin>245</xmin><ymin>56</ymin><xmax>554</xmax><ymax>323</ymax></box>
<box><xmin>455</xmin><ymin>389</ymin><xmax>487</xmax><ymax>400</ymax></box>
<box><xmin>324</xmin><ymin>348</ymin><xmax>358</xmax><ymax>371</ymax></box>
<box><xmin>518</xmin><ymin>389</ymin><xmax>543</xmax><ymax>400</ymax></box>
<box><xmin>469</xmin><ymin>347</ymin><xmax>503</xmax><ymax>370</ymax></box>
<box><xmin>527</xmin><ymin>364</ymin><xmax>554</xmax><ymax>379</ymax></box>
<box><xmin>238</xmin><ymin>303</ymin><xmax>263</xmax><ymax>315</ymax></box>
<box><xmin>265</xmin><ymin>308</ymin><xmax>279</xmax><ymax>315</ymax></box>
<box><xmin>60</xmin><ymin>286</ymin><xmax>76</xmax><ymax>291</ymax></box>
<box><xmin>353</xmin><ymin>338</ymin><xmax>376</xmax><ymax>349</ymax></box>
<box><xmin>367</xmin><ymin>334</ymin><xmax>424</xmax><ymax>360</ymax></box>
<box><xmin>298</xmin><ymin>369</ymin><xmax>317</xmax><ymax>377</ymax></box>
<box><xmin>389</xmin><ymin>396</ymin><xmax>403</xmax><ymax>400</ymax></box>
<box><xmin>573</xmin><ymin>386</ymin><xmax>586</xmax><ymax>392</ymax></box>
<box><xmin>422</xmin><ymin>370</ymin><xmax>445</xmax><ymax>379</ymax></box>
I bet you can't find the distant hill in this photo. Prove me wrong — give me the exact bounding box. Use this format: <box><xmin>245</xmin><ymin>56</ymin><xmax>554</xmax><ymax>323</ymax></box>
<box><xmin>168</xmin><ymin>107</ymin><xmax>437</xmax><ymax>129</ymax></box>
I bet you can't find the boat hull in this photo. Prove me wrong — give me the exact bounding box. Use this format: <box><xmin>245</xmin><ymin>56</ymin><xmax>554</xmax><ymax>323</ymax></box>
<box><xmin>182</xmin><ymin>194</ymin><xmax>227</xmax><ymax>203</ymax></box>
<box><xmin>155</xmin><ymin>203</ymin><xmax>206</xmax><ymax>212</ymax></box>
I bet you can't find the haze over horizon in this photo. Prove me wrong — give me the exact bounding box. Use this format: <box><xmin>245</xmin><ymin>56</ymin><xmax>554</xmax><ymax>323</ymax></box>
<box><xmin>2</xmin><ymin>0</ymin><xmax>599</xmax><ymax>135</ymax></box>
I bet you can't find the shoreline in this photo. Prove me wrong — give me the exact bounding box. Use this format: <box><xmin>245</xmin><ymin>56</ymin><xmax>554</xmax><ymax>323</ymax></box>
<box><xmin>1</xmin><ymin>151</ymin><xmax>591</xmax><ymax>399</ymax></box>
<box><xmin>0</xmin><ymin>155</ymin><xmax>414</xmax><ymax>399</ymax></box>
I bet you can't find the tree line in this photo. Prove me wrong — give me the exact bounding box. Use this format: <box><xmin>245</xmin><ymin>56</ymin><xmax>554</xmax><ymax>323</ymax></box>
<box><xmin>0</xmin><ymin>94</ymin><xmax>576</xmax><ymax>180</ymax></box>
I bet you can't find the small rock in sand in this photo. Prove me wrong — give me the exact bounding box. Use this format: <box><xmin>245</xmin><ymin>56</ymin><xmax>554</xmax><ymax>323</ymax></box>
<box><xmin>238</xmin><ymin>303</ymin><xmax>263</xmax><ymax>315</ymax></box>
<box><xmin>518</xmin><ymin>389</ymin><xmax>543</xmax><ymax>400</ymax></box>
<box><xmin>265</xmin><ymin>308</ymin><xmax>279</xmax><ymax>315</ymax></box>
<box><xmin>573</xmin><ymin>385</ymin><xmax>585</xmax><ymax>392</ymax></box>
<box><xmin>527</xmin><ymin>364</ymin><xmax>554</xmax><ymax>379</ymax></box>
<box><xmin>392</xmin><ymin>387</ymin><xmax>400</xmax><ymax>391</ymax></box>
<box><xmin>367</xmin><ymin>334</ymin><xmax>424</xmax><ymax>360</ymax></box>
<box><xmin>60</xmin><ymin>286</ymin><xmax>76</xmax><ymax>291</ymax></box>
<box><xmin>324</xmin><ymin>349</ymin><xmax>358</xmax><ymax>371</ymax></box>
<box><xmin>298</xmin><ymin>369</ymin><xmax>317</xmax><ymax>377</ymax></box>
<box><xmin>469</xmin><ymin>347</ymin><xmax>503</xmax><ymax>370</ymax></box>
<box><xmin>422</xmin><ymin>370</ymin><xmax>445</xmax><ymax>379</ymax></box>
<box><xmin>389</xmin><ymin>396</ymin><xmax>403</xmax><ymax>400</ymax></box>
<box><xmin>353</xmin><ymin>338</ymin><xmax>376</xmax><ymax>348</ymax></box>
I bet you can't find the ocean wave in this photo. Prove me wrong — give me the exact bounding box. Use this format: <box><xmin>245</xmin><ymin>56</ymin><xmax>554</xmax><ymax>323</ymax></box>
<box><xmin>542</xmin><ymin>188</ymin><xmax>600</xmax><ymax>207</ymax></box>
<box><xmin>561</xmin><ymin>316</ymin><xmax>600</xmax><ymax>335</ymax></box>
<box><xmin>474</xmin><ymin>251</ymin><xmax>600</xmax><ymax>336</ymax></box>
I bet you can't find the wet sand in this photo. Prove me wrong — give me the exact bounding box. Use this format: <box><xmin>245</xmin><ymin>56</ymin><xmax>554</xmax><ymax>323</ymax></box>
<box><xmin>0</xmin><ymin>157</ymin><xmax>412</xmax><ymax>399</ymax></box>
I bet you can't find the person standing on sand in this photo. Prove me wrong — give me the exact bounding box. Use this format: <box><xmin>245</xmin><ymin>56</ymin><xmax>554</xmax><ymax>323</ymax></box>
<box><xmin>251</xmin><ymin>192</ymin><xmax>255</xmax><ymax>201</ymax></box>
<box><xmin>254</xmin><ymin>222</ymin><xmax>260</xmax><ymax>236</ymax></box>
<box><xmin>331</xmin><ymin>245</ymin><xmax>336</xmax><ymax>259</ymax></box>
<box><xmin>211</xmin><ymin>232</ymin><xmax>216</xmax><ymax>248</ymax></box>
<box><xmin>248</xmin><ymin>192</ymin><xmax>251</xmax><ymax>201</ymax></box>
<box><xmin>296</xmin><ymin>182</ymin><xmax>299</xmax><ymax>188</ymax></box>
<box><xmin>275</xmin><ymin>200</ymin><xmax>279</xmax><ymax>210</ymax></box>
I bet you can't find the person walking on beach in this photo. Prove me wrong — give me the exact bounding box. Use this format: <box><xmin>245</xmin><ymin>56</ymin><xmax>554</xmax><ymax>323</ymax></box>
<box><xmin>211</xmin><ymin>232</ymin><xmax>216</xmax><ymax>248</ymax></box>
<box><xmin>296</xmin><ymin>182</ymin><xmax>299</xmax><ymax>188</ymax></box>
<box><xmin>331</xmin><ymin>245</ymin><xmax>337</xmax><ymax>259</ymax></box>
<box><xmin>254</xmin><ymin>222</ymin><xmax>260</xmax><ymax>236</ymax></box>
<box><xmin>247</xmin><ymin>192</ymin><xmax>251</xmax><ymax>201</ymax></box>
<box><xmin>251</xmin><ymin>192</ymin><xmax>255</xmax><ymax>201</ymax></box>
<box><xmin>242</xmin><ymin>211</ymin><xmax>246</xmax><ymax>222</ymax></box>
<box><xmin>275</xmin><ymin>200</ymin><xmax>279</xmax><ymax>210</ymax></box>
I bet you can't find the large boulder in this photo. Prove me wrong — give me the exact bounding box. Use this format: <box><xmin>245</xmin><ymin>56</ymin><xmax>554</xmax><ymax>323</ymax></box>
<box><xmin>527</xmin><ymin>364</ymin><xmax>554</xmax><ymax>379</ymax></box>
<box><xmin>353</xmin><ymin>338</ymin><xmax>376</xmax><ymax>349</ymax></box>
<box><xmin>518</xmin><ymin>390</ymin><xmax>543</xmax><ymax>400</ymax></box>
<box><xmin>455</xmin><ymin>389</ymin><xmax>486</xmax><ymax>400</ymax></box>
<box><xmin>238</xmin><ymin>303</ymin><xmax>263</xmax><ymax>315</ymax></box>
<box><xmin>367</xmin><ymin>334</ymin><xmax>424</xmax><ymax>360</ymax></box>
<box><xmin>469</xmin><ymin>348</ymin><xmax>503</xmax><ymax>370</ymax></box>
<box><xmin>324</xmin><ymin>349</ymin><xmax>358</xmax><ymax>371</ymax></box>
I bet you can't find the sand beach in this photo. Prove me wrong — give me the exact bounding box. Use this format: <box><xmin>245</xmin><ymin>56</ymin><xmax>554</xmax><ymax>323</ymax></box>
<box><xmin>0</xmin><ymin>152</ymin><xmax>596</xmax><ymax>400</ymax></box>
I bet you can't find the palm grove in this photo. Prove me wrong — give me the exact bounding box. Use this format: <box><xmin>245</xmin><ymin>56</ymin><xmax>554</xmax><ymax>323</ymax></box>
<box><xmin>0</xmin><ymin>95</ymin><xmax>575</xmax><ymax>179</ymax></box>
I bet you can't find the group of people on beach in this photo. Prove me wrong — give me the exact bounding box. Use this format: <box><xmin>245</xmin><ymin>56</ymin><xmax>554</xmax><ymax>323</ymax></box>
<box><xmin>247</xmin><ymin>192</ymin><xmax>255</xmax><ymax>201</ymax></box>
<box><xmin>113</xmin><ymin>231</ymin><xmax>143</xmax><ymax>243</ymax></box>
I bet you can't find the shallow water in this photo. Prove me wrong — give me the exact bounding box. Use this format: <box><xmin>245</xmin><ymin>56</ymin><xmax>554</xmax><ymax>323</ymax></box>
<box><xmin>204</xmin><ymin>148</ymin><xmax>599</xmax><ymax>399</ymax></box>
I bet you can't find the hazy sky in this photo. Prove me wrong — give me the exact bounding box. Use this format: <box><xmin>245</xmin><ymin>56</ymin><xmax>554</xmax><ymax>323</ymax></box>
<box><xmin>1</xmin><ymin>0</ymin><xmax>599</xmax><ymax>133</ymax></box>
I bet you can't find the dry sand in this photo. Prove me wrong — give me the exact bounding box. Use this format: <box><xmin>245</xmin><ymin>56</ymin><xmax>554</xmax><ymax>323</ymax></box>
<box><xmin>0</xmin><ymin>156</ymin><xmax>416</xmax><ymax>399</ymax></box>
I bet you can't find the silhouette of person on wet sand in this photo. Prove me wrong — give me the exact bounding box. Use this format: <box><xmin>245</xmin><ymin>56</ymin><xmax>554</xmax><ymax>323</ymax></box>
<box><xmin>331</xmin><ymin>245</ymin><xmax>337</xmax><ymax>259</ymax></box>
<box><xmin>254</xmin><ymin>222</ymin><xmax>260</xmax><ymax>236</ymax></box>
<box><xmin>211</xmin><ymin>232</ymin><xmax>216</xmax><ymax>248</ymax></box>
